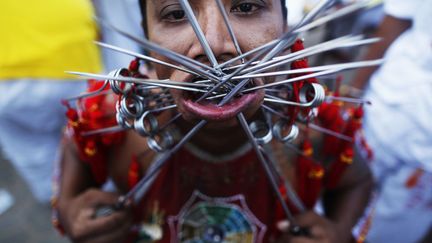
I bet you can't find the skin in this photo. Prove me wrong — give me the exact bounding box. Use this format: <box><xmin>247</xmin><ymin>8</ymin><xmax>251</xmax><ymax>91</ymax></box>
<box><xmin>57</xmin><ymin>1</ymin><xmax>373</xmax><ymax>242</ymax></box>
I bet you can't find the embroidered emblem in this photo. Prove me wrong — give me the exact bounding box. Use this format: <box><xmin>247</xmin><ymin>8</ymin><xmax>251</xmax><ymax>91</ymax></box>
<box><xmin>168</xmin><ymin>191</ymin><xmax>266</xmax><ymax>243</ymax></box>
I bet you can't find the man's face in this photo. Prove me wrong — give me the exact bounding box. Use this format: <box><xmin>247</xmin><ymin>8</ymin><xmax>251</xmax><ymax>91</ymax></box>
<box><xmin>146</xmin><ymin>0</ymin><xmax>286</xmax><ymax>126</ymax></box>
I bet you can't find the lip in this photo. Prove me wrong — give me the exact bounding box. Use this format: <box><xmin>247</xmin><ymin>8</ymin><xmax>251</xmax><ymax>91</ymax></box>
<box><xmin>181</xmin><ymin>92</ymin><xmax>259</xmax><ymax>121</ymax></box>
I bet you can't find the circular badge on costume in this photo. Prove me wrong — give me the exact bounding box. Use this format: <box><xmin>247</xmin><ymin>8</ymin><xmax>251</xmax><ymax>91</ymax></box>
<box><xmin>179</xmin><ymin>202</ymin><xmax>254</xmax><ymax>242</ymax></box>
<box><xmin>168</xmin><ymin>191</ymin><xmax>266</xmax><ymax>243</ymax></box>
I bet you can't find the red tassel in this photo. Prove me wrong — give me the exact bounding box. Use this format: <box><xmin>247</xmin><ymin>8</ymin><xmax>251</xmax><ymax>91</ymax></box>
<box><xmin>296</xmin><ymin>140</ymin><xmax>324</xmax><ymax>209</ymax></box>
<box><xmin>284</xmin><ymin>39</ymin><xmax>319</xmax><ymax>124</ymax></box>
<box><xmin>326</xmin><ymin>147</ymin><xmax>354</xmax><ymax>190</ymax></box>
<box><xmin>318</xmin><ymin>99</ymin><xmax>345</xmax><ymax>157</ymax></box>
<box><xmin>339</xmin><ymin>106</ymin><xmax>364</xmax><ymax>152</ymax></box>
<box><xmin>129</xmin><ymin>58</ymin><xmax>140</xmax><ymax>72</ymax></box>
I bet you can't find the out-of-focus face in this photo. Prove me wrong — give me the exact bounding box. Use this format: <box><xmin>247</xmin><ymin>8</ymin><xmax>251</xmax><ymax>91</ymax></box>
<box><xmin>145</xmin><ymin>0</ymin><xmax>286</xmax><ymax>126</ymax></box>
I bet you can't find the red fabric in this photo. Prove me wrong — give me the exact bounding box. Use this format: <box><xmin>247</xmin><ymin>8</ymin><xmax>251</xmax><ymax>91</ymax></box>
<box><xmin>132</xmin><ymin>148</ymin><xmax>323</xmax><ymax>242</ymax></box>
<box><xmin>317</xmin><ymin>101</ymin><xmax>345</xmax><ymax>157</ymax></box>
<box><xmin>339</xmin><ymin>106</ymin><xmax>363</xmax><ymax>152</ymax></box>
<box><xmin>295</xmin><ymin>140</ymin><xmax>324</xmax><ymax>209</ymax></box>
<box><xmin>287</xmin><ymin>39</ymin><xmax>319</xmax><ymax>123</ymax></box>
<box><xmin>325</xmin><ymin>147</ymin><xmax>354</xmax><ymax>190</ymax></box>
<box><xmin>63</xmin><ymin>80</ymin><xmax>125</xmax><ymax>185</ymax></box>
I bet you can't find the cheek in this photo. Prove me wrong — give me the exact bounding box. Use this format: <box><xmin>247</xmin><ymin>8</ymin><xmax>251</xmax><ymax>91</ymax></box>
<box><xmin>149</xmin><ymin>25</ymin><xmax>194</xmax><ymax>80</ymax></box>
<box><xmin>235</xmin><ymin>16</ymin><xmax>284</xmax><ymax>53</ymax></box>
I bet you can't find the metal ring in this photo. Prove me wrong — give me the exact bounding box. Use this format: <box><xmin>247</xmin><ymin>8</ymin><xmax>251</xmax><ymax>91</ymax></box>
<box><xmin>119</xmin><ymin>94</ymin><xmax>145</xmax><ymax>119</ymax></box>
<box><xmin>134</xmin><ymin>111</ymin><xmax>159</xmax><ymax>137</ymax></box>
<box><xmin>297</xmin><ymin>107</ymin><xmax>318</xmax><ymax>122</ymax></box>
<box><xmin>299</xmin><ymin>83</ymin><xmax>325</xmax><ymax>108</ymax></box>
<box><xmin>249</xmin><ymin>121</ymin><xmax>273</xmax><ymax>145</ymax></box>
<box><xmin>147</xmin><ymin>131</ymin><xmax>174</xmax><ymax>153</ymax></box>
<box><xmin>108</xmin><ymin>68</ymin><xmax>132</xmax><ymax>95</ymax></box>
<box><xmin>116</xmin><ymin>111</ymin><xmax>133</xmax><ymax>129</ymax></box>
<box><xmin>135</xmin><ymin>84</ymin><xmax>153</xmax><ymax>98</ymax></box>
<box><xmin>272</xmin><ymin>120</ymin><xmax>299</xmax><ymax>144</ymax></box>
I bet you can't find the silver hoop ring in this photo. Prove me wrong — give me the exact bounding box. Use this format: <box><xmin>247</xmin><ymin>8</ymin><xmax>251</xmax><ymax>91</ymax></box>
<box><xmin>147</xmin><ymin>131</ymin><xmax>174</xmax><ymax>153</ymax></box>
<box><xmin>249</xmin><ymin>121</ymin><xmax>273</xmax><ymax>145</ymax></box>
<box><xmin>134</xmin><ymin>111</ymin><xmax>159</xmax><ymax>137</ymax></box>
<box><xmin>119</xmin><ymin>94</ymin><xmax>145</xmax><ymax>119</ymax></box>
<box><xmin>273</xmin><ymin>120</ymin><xmax>299</xmax><ymax>144</ymax></box>
<box><xmin>108</xmin><ymin>68</ymin><xmax>132</xmax><ymax>95</ymax></box>
<box><xmin>297</xmin><ymin>107</ymin><xmax>318</xmax><ymax>122</ymax></box>
<box><xmin>299</xmin><ymin>83</ymin><xmax>325</xmax><ymax>108</ymax></box>
<box><xmin>116</xmin><ymin>111</ymin><xmax>133</xmax><ymax>129</ymax></box>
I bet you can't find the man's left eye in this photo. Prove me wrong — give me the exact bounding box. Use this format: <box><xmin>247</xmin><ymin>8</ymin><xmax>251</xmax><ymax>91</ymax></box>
<box><xmin>231</xmin><ymin>2</ymin><xmax>262</xmax><ymax>14</ymax></box>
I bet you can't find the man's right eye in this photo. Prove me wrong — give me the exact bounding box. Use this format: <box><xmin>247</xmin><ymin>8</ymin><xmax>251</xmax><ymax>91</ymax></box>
<box><xmin>161</xmin><ymin>7</ymin><xmax>186</xmax><ymax>22</ymax></box>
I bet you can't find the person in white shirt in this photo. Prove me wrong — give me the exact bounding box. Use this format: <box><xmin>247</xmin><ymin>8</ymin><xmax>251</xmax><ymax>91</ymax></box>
<box><xmin>351</xmin><ymin>0</ymin><xmax>432</xmax><ymax>242</ymax></box>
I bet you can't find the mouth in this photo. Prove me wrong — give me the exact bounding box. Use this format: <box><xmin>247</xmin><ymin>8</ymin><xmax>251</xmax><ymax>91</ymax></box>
<box><xmin>179</xmin><ymin>75</ymin><xmax>262</xmax><ymax>121</ymax></box>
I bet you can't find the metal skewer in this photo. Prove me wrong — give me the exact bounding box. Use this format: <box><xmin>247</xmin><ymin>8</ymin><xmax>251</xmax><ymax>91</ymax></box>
<box><xmin>326</xmin><ymin>96</ymin><xmax>372</xmax><ymax>105</ymax></box>
<box><xmin>231</xmin><ymin>35</ymin><xmax>379</xmax><ymax>75</ymax></box>
<box><xmin>95</xmin><ymin>17</ymin><xmax>221</xmax><ymax>82</ymax></box>
<box><xmin>215</xmin><ymin>0</ymin><xmax>243</xmax><ymax>59</ymax></box>
<box><xmin>66</xmin><ymin>71</ymin><xmax>211</xmax><ymax>93</ymax></box>
<box><xmin>120</xmin><ymin>120</ymin><xmax>207</xmax><ymax>206</ymax></box>
<box><xmin>237</xmin><ymin>113</ymin><xmax>297</xmax><ymax>223</ymax></box>
<box><xmin>232</xmin><ymin>58</ymin><xmax>383</xmax><ymax>80</ymax></box>
<box><xmin>96</xmin><ymin>41</ymin><xmax>200</xmax><ymax>76</ymax></box>
<box><xmin>64</xmin><ymin>83</ymin><xmax>111</xmax><ymax>101</ymax></box>
<box><xmin>179</xmin><ymin>0</ymin><xmax>220</xmax><ymax>69</ymax></box>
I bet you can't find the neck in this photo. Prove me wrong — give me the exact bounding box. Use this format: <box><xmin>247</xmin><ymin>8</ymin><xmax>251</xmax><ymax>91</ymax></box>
<box><xmin>178</xmin><ymin>120</ymin><xmax>249</xmax><ymax>156</ymax></box>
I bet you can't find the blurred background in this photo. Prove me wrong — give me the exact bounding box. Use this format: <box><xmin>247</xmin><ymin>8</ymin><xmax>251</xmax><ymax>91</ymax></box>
<box><xmin>1</xmin><ymin>0</ymin><xmax>431</xmax><ymax>242</ymax></box>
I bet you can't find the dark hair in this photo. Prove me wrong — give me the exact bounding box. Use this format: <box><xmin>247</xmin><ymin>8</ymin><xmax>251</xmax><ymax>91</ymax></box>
<box><xmin>139</xmin><ymin>0</ymin><xmax>288</xmax><ymax>37</ymax></box>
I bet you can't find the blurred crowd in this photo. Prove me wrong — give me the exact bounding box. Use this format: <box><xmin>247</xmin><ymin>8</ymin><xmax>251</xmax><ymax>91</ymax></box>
<box><xmin>0</xmin><ymin>0</ymin><xmax>431</xmax><ymax>242</ymax></box>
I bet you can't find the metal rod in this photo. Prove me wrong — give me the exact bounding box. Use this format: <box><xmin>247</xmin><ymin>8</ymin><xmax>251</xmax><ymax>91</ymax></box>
<box><xmin>206</xmin><ymin>68</ymin><xmax>343</xmax><ymax>101</ymax></box>
<box><xmin>307</xmin><ymin>123</ymin><xmax>353</xmax><ymax>142</ymax></box>
<box><xmin>261</xmin><ymin>0</ymin><xmax>335</xmax><ymax>62</ymax></box>
<box><xmin>95</xmin><ymin>17</ymin><xmax>221</xmax><ymax>82</ymax></box>
<box><xmin>264</xmin><ymin>97</ymin><xmax>315</xmax><ymax>108</ymax></box>
<box><xmin>237</xmin><ymin>113</ymin><xmax>296</xmax><ymax>222</ymax></box>
<box><xmin>81</xmin><ymin>125</ymin><xmax>126</xmax><ymax>137</ymax></box>
<box><xmin>159</xmin><ymin>113</ymin><xmax>182</xmax><ymax>131</ymax></box>
<box><xmin>197</xmin><ymin>41</ymin><xmax>273</xmax><ymax>103</ymax></box>
<box><xmin>262</xmin><ymin>105</ymin><xmax>291</xmax><ymax>120</ymax></box>
<box><xmin>326</xmin><ymin>96</ymin><xmax>372</xmax><ymax>105</ymax></box>
<box><xmin>179</xmin><ymin>0</ymin><xmax>219</xmax><ymax>69</ymax></box>
<box><xmin>295</xmin><ymin>1</ymin><xmax>369</xmax><ymax>33</ymax></box>
<box><xmin>236</xmin><ymin>35</ymin><xmax>379</xmax><ymax>75</ymax></box>
<box><xmin>66</xmin><ymin>71</ymin><xmax>211</xmax><ymax>93</ymax></box>
<box><xmin>249</xmin><ymin>37</ymin><xmax>380</xmax><ymax>75</ymax></box>
<box><xmin>64</xmin><ymin>83</ymin><xmax>111</xmax><ymax>101</ymax></box>
<box><xmin>222</xmin><ymin>35</ymin><xmax>355</xmax><ymax>72</ymax></box>
<box><xmin>215</xmin><ymin>0</ymin><xmax>243</xmax><ymax>59</ymax></box>
<box><xmin>96</xmin><ymin>41</ymin><xmax>200</xmax><ymax>76</ymax></box>
<box><xmin>233</xmin><ymin>58</ymin><xmax>383</xmax><ymax>80</ymax></box>
<box><xmin>216</xmin><ymin>40</ymin><xmax>279</xmax><ymax>69</ymax></box>
<box><xmin>149</xmin><ymin>104</ymin><xmax>177</xmax><ymax>113</ymax></box>
<box><xmin>125</xmin><ymin>120</ymin><xmax>208</xmax><ymax>205</ymax></box>
<box><xmin>260</xmin><ymin>146</ymin><xmax>307</xmax><ymax>212</ymax></box>
<box><xmin>245</xmin><ymin>68</ymin><xmax>343</xmax><ymax>92</ymax></box>
<box><xmin>216</xmin><ymin>36</ymin><xmax>296</xmax><ymax>105</ymax></box>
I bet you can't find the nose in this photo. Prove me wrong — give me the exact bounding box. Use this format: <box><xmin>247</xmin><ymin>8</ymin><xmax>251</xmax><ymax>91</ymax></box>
<box><xmin>188</xmin><ymin>3</ymin><xmax>239</xmax><ymax>67</ymax></box>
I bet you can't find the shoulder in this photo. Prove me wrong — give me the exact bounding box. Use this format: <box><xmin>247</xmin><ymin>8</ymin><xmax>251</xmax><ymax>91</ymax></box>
<box><xmin>63</xmin><ymin>80</ymin><xmax>126</xmax><ymax>185</ymax></box>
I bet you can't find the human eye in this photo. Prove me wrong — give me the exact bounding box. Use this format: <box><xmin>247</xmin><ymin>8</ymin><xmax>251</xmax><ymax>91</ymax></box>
<box><xmin>230</xmin><ymin>0</ymin><xmax>265</xmax><ymax>15</ymax></box>
<box><xmin>160</xmin><ymin>4</ymin><xmax>186</xmax><ymax>22</ymax></box>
